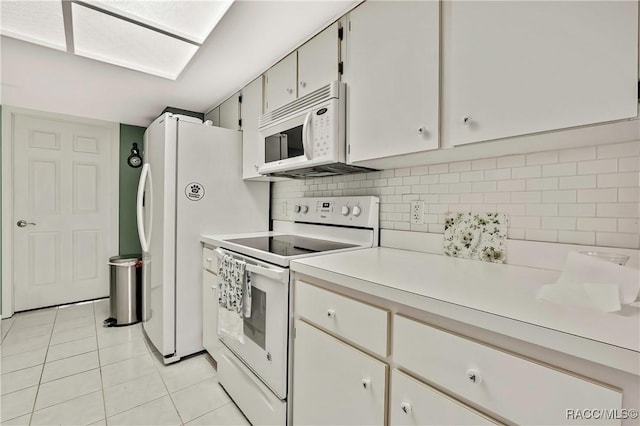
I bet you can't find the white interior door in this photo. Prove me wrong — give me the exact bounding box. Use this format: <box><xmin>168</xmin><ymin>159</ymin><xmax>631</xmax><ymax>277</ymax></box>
<box><xmin>11</xmin><ymin>111</ymin><xmax>118</xmax><ymax>311</ymax></box>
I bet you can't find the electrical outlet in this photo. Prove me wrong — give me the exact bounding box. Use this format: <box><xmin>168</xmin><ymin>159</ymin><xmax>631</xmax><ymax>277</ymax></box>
<box><xmin>410</xmin><ymin>200</ymin><xmax>424</xmax><ymax>224</ymax></box>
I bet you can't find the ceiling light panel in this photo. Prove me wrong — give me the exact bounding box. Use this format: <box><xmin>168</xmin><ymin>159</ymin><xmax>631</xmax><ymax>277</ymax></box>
<box><xmin>0</xmin><ymin>1</ymin><xmax>66</xmax><ymax>51</ymax></box>
<box><xmin>71</xmin><ymin>2</ymin><xmax>198</xmax><ymax>80</ymax></box>
<box><xmin>84</xmin><ymin>0</ymin><xmax>234</xmax><ymax>44</ymax></box>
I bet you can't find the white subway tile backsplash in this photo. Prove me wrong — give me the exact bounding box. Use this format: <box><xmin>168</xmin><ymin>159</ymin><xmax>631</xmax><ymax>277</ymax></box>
<box><xmin>526</xmin><ymin>177</ymin><xmax>558</xmax><ymax>191</ymax></box>
<box><xmin>577</xmin><ymin>159</ymin><xmax>617</xmax><ymax>175</ymax></box>
<box><xmin>558</xmin><ymin>175</ymin><xmax>596</xmax><ymax>189</ymax></box>
<box><xmin>541</xmin><ymin>216</ymin><xmax>576</xmax><ymax>230</ymax></box>
<box><xmin>483</xmin><ymin>192</ymin><xmax>510</xmax><ymax>204</ymax></box>
<box><xmin>527</xmin><ymin>151</ymin><xmax>558</xmax><ymax>165</ymax></box>
<box><xmin>471</xmin><ymin>158</ymin><xmax>497</xmax><ymax>170</ymax></box>
<box><xmin>272</xmin><ymin>142</ymin><xmax>639</xmax><ymax>249</ymax></box>
<box><xmin>439</xmin><ymin>173</ymin><xmax>460</xmax><ymax>184</ymax></box>
<box><xmin>619</xmin><ymin>187</ymin><xmax>639</xmax><ymax>202</ymax></box>
<box><xmin>472</xmin><ymin>181</ymin><xmax>497</xmax><ymax>193</ymax></box>
<box><xmin>577</xmin><ymin>188</ymin><xmax>617</xmax><ymax>203</ymax></box>
<box><xmin>512</xmin><ymin>166</ymin><xmax>541</xmax><ymax>179</ymax></box>
<box><xmin>460</xmin><ymin>171</ymin><xmax>484</xmax><ymax>182</ymax></box>
<box><xmin>429</xmin><ymin>164</ymin><xmax>449</xmax><ymax>175</ymax></box>
<box><xmin>419</xmin><ymin>175</ymin><xmax>439</xmax><ymax>185</ymax></box>
<box><xmin>497</xmin><ymin>154</ymin><xmax>525</xmax><ymax>168</ymax></box>
<box><xmin>618</xmin><ymin>218</ymin><xmax>639</xmax><ymax>233</ymax></box>
<box><xmin>449</xmin><ymin>182</ymin><xmax>472</xmax><ymax>193</ymax></box>
<box><xmin>542</xmin><ymin>190</ymin><xmax>576</xmax><ymax>203</ymax></box>
<box><xmin>497</xmin><ymin>180</ymin><xmax>526</xmax><ymax>192</ymax></box>
<box><xmin>558</xmin><ymin>147</ymin><xmax>596</xmax><ymax>163</ymax></box>
<box><xmin>542</xmin><ymin>163</ymin><xmax>577</xmax><ymax>177</ymax></box>
<box><xmin>619</xmin><ymin>157</ymin><xmax>640</xmax><ymax>172</ymax></box>
<box><xmin>596</xmin><ymin>203</ymin><xmax>639</xmax><ymax>218</ymax></box>
<box><xmin>527</xmin><ymin>204</ymin><xmax>558</xmax><ymax>217</ymax></box>
<box><xmin>449</xmin><ymin>161</ymin><xmax>472</xmax><ymax>172</ymax></box>
<box><xmin>484</xmin><ymin>168</ymin><xmax>511</xmax><ymax>181</ymax></box>
<box><xmin>525</xmin><ymin>229</ymin><xmax>558</xmax><ymax>243</ymax></box>
<box><xmin>596</xmin><ymin>232</ymin><xmax>640</xmax><ymax>249</ymax></box>
<box><xmin>596</xmin><ymin>141</ymin><xmax>640</xmax><ymax>159</ymax></box>
<box><xmin>558</xmin><ymin>230</ymin><xmax>596</xmax><ymax>246</ymax></box>
<box><xmin>597</xmin><ymin>172</ymin><xmax>639</xmax><ymax>188</ymax></box>
<box><xmin>511</xmin><ymin>191</ymin><xmax>542</xmax><ymax>204</ymax></box>
<box><xmin>558</xmin><ymin>203</ymin><xmax>596</xmax><ymax>217</ymax></box>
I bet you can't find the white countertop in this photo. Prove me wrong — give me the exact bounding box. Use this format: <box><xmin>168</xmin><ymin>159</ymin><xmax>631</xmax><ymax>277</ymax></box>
<box><xmin>290</xmin><ymin>247</ymin><xmax>640</xmax><ymax>374</ymax></box>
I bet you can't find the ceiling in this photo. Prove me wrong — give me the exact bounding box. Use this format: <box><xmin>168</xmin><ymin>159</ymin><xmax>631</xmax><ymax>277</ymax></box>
<box><xmin>0</xmin><ymin>1</ymin><xmax>357</xmax><ymax>127</ymax></box>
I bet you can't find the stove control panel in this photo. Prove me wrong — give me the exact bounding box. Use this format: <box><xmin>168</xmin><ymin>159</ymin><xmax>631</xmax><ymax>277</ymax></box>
<box><xmin>292</xmin><ymin>196</ymin><xmax>379</xmax><ymax>228</ymax></box>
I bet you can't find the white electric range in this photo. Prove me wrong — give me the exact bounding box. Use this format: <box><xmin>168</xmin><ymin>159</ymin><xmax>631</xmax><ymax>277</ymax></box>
<box><xmin>201</xmin><ymin>196</ymin><xmax>379</xmax><ymax>426</ymax></box>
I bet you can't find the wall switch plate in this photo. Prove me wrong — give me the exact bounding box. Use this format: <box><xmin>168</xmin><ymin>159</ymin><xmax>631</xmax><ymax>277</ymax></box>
<box><xmin>410</xmin><ymin>200</ymin><xmax>424</xmax><ymax>224</ymax></box>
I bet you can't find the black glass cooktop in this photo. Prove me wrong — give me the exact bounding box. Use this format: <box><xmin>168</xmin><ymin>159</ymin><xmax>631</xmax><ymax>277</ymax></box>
<box><xmin>227</xmin><ymin>235</ymin><xmax>357</xmax><ymax>257</ymax></box>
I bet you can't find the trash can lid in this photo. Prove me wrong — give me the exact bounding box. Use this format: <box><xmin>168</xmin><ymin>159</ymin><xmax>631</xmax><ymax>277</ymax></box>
<box><xmin>109</xmin><ymin>254</ymin><xmax>141</xmax><ymax>263</ymax></box>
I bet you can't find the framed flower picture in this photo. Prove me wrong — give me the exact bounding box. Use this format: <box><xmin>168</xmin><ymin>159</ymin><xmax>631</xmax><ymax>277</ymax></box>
<box><xmin>443</xmin><ymin>212</ymin><xmax>508</xmax><ymax>263</ymax></box>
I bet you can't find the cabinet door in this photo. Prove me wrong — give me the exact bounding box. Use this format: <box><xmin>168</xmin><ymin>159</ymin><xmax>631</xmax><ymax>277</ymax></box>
<box><xmin>241</xmin><ymin>77</ymin><xmax>265</xmax><ymax>180</ymax></box>
<box><xmin>202</xmin><ymin>270</ymin><xmax>221</xmax><ymax>356</ymax></box>
<box><xmin>390</xmin><ymin>370</ymin><xmax>495</xmax><ymax>426</ymax></box>
<box><xmin>443</xmin><ymin>1</ymin><xmax>639</xmax><ymax>146</ymax></box>
<box><xmin>298</xmin><ymin>22</ymin><xmax>340</xmax><ymax>97</ymax></box>
<box><xmin>264</xmin><ymin>52</ymin><xmax>297</xmax><ymax>112</ymax></box>
<box><xmin>292</xmin><ymin>319</ymin><xmax>387</xmax><ymax>426</ymax></box>
<box><xmin>205</xmin><ymin>107</ymin><xmax>220</xmax><ymax>127</ymax></box>
<box><xmin>344</xmin><ymin>1</ymin><xmax>439</xmax><ymax>163</ymax></box>
<box><xmin>219</xmin><ymin>92</ymin><xmax>241</xmax><ymax>130</ymax></box>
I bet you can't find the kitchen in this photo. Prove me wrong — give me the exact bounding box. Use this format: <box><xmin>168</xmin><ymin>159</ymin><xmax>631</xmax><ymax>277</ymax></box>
<box><xmin>1</xmin><ymin>1</ymin><xmax>639</xmax><ymax>425</ymax></box>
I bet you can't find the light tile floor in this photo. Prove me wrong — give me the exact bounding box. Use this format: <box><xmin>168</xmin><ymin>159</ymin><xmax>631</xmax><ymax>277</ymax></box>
<box><xmin>1</xmin><ymin>300</ymin><xmax>250</xmax><ymax>425</ymax></box>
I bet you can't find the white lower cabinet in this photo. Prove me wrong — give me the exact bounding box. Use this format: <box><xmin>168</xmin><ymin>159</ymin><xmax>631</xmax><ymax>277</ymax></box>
<box><xmin>292</xmin><ymin>319</ymin><xmax>387</xmax><ymax>426</ymax></box>
<box><xmin>393</xmin><ymin>315</ymin><xmax>623</xmax><ymax>426</ymax></box>
<box><xmin>390</xmin><ymin>369</ymin><xmax>495</xmax><ymax>426</ymax></box>
<box><xmin>202</xmin><ymin>270</ymin><xmax>221</xmax><ymax>355</ymax></box>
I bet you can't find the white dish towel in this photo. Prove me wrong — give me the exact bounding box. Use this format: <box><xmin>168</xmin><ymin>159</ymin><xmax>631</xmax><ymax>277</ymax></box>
<box><xmin>217</xmin><ymin>254</ymin><xmax>252</xmax><ymax>343</ymax></box>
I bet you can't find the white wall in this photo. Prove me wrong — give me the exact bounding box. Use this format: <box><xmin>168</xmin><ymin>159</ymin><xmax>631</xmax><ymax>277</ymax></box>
<box><xmin>271</xmin><ymin>140</ymin><xmax>640</xmax><ymax>249</ymax></box>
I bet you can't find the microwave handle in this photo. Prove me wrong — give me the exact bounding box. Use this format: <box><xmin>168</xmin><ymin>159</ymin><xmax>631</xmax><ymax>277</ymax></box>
<box><xmin>302</xmin><ymin>111</ymin><xmax>313</xmax><ymax>160</ymax></box>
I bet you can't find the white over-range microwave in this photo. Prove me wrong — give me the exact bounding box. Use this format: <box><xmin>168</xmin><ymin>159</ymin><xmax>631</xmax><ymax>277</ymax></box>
<box><xmin>257</xmin><ymin>81</ymin><xmax>374</xmax><ymax>179</ymax></box>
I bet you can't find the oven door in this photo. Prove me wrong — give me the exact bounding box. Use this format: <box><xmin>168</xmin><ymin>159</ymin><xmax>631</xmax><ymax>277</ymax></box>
<box><xmin>215</xmin><ymin>249</ymin><xmax>290</xmax><ymax>399</ymax></box>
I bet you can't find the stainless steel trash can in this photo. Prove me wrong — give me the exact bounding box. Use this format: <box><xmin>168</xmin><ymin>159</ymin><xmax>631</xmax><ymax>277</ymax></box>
<box><xmin>104</xmin><ymin>255</ymin><xmax>142</xmax><ymax>327</ymax></box>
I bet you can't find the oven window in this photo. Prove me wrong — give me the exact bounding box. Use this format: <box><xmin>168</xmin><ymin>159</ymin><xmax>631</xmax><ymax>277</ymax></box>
<box><xmin>243</xmin><ymin>286</ymin><xmax>266</xmax><ymax>350</ymax></box>
<box><xmin>264</xmin><ymin>125</ymin><xmax>304</xmax><ymax>162</ymax></box>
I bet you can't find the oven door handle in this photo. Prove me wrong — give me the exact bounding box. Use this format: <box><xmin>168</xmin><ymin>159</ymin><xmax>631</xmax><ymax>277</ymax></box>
<box><xmin>246</xmin><ymin>264</ymin><xmax>285</xmax><ymax>282</ymax></box>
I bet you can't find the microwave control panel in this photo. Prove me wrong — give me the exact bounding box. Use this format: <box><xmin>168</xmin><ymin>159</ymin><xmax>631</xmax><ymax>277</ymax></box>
<box><xmin>311</xmin><ymin>104</ymin><xmax>335</xmax><ymax>159</ymax></box>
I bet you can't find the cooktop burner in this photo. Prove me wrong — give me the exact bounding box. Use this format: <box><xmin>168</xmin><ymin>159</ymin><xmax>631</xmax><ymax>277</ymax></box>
<box><xmin>227</xmin><ymin>235</ymin><xmax>357</xmax><ymax>257</ymax></box>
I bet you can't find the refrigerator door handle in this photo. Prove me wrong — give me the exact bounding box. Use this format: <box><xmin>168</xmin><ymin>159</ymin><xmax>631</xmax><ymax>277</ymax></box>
<box><xmin>137</xmin><ymin>163</ymin><xmax>151</xmax><ymax>252</ymax></box>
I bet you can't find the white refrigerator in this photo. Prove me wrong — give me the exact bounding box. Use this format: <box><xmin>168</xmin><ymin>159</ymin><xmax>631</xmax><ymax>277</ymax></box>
<box><xmin>136</xmin><ymin>112</ymin><xmax>269</xmax><ymax>363</ymax></box>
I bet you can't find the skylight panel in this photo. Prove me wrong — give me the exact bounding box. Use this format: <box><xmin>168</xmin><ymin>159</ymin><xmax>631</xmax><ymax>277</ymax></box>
<box><xmin>0</xmin><ymin>1</ymin><xmax>66</xmax><ymax>51</ymax></box>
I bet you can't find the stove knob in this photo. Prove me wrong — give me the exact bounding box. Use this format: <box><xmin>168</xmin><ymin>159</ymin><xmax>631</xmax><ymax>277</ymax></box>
<box><xmin>341</xmin><ymin>206</ymin><xmax>350</xmax><ymax>216</ymax></box>
<box><xmin>352</xmin><ymin>206</ymin><xmax>362</xmax><ymax>217</ymax></box>
<box><xmin>300</xmin><ymin>205</ymin><xmax>309</xmax><ymax>214</ymax></box>
<box><xmin>294</xmin><ymin>205</ymin><xmax>301</xmax><ymax>213</ymax></box>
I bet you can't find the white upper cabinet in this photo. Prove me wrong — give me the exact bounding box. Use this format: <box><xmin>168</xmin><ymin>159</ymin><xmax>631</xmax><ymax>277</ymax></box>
<box><xmin>443</xmin><ymin>1</ymin><xmax>639</xmax><ymax>147</ymax></box>
<box><xmin>219</xmin><ymin>91</ymin><xmax>241</xmax><ymax>130</ymax></box>
<box><xmin>241</xmin><ymin>77</ymin><xmax>268</xmax><ymax>180</ymax></box>
<box><xmin>298</xmin><ymin>22</ymin><xmax>341</xmax><ymax>98</ymax></box>
<box><xmin>344</xmin><ymin>1</ymin><xmax>440</xmax><ymax>163</ymax></box>
<box><xmin>264</xmin><ymin>53</ymin><xmax>297</xmax><ymax>113</ymax></box>
<box><xmin>264</xmin><ymin>21</ymin><xmax>342</xmax><ymax>113</ymax></box>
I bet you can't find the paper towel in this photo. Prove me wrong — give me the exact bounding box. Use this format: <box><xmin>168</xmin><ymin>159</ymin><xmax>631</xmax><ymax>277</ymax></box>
<box><xmin>537</xmin><ymin>251</ymin><xmax>640</xmax><ymax>312</ymax></box>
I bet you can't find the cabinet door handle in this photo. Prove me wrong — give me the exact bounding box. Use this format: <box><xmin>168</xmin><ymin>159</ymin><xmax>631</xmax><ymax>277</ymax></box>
<box><xmin>286</xmin><ymin>88</ymin><xmax>293</xmax><ymax>94</ymax></box>
<box><xmin>466</xmin><ymin>369</ymin><xmax>481</xmax><ymax>384</ymax></box>
<box><xmin>417</xmin><ymin>127</ymin><xmax>426</xmax><ymax>135</ymax></box>
<box><xmin>327</xmin><ymin>309</ymin><xmax>336</xmax><ymax>318</ymax></box>
<box><xmin>361</xmin><ymin>378</ymin><xmax>371</xmax><ymax>389</ymax></box>
<box><xmin>300</xmin><ymin>81</ymin><xmax>307</xmax><ymax>88</ymax></box>
<box><xmin>463</xmin><ymin>117</ymin><xmax>472</xmax><ymax>125</ymax></box>
<box><xmin>401</xmin><ymin>402</ymin><xmax>412</xmax><ymax>414</ymax></box>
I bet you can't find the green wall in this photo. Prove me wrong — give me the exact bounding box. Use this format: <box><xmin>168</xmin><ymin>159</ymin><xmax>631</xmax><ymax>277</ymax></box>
<box><xmin>119</xmin><ymin>124</ymin><xmax>145</xmax><ymax>256</ymax></box>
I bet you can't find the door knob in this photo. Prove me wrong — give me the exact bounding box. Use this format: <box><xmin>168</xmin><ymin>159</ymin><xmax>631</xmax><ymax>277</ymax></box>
<box><xmin>17</xmin><ymin>220</ymin><xmax>36</xmax><ymax>227</ymax></box>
